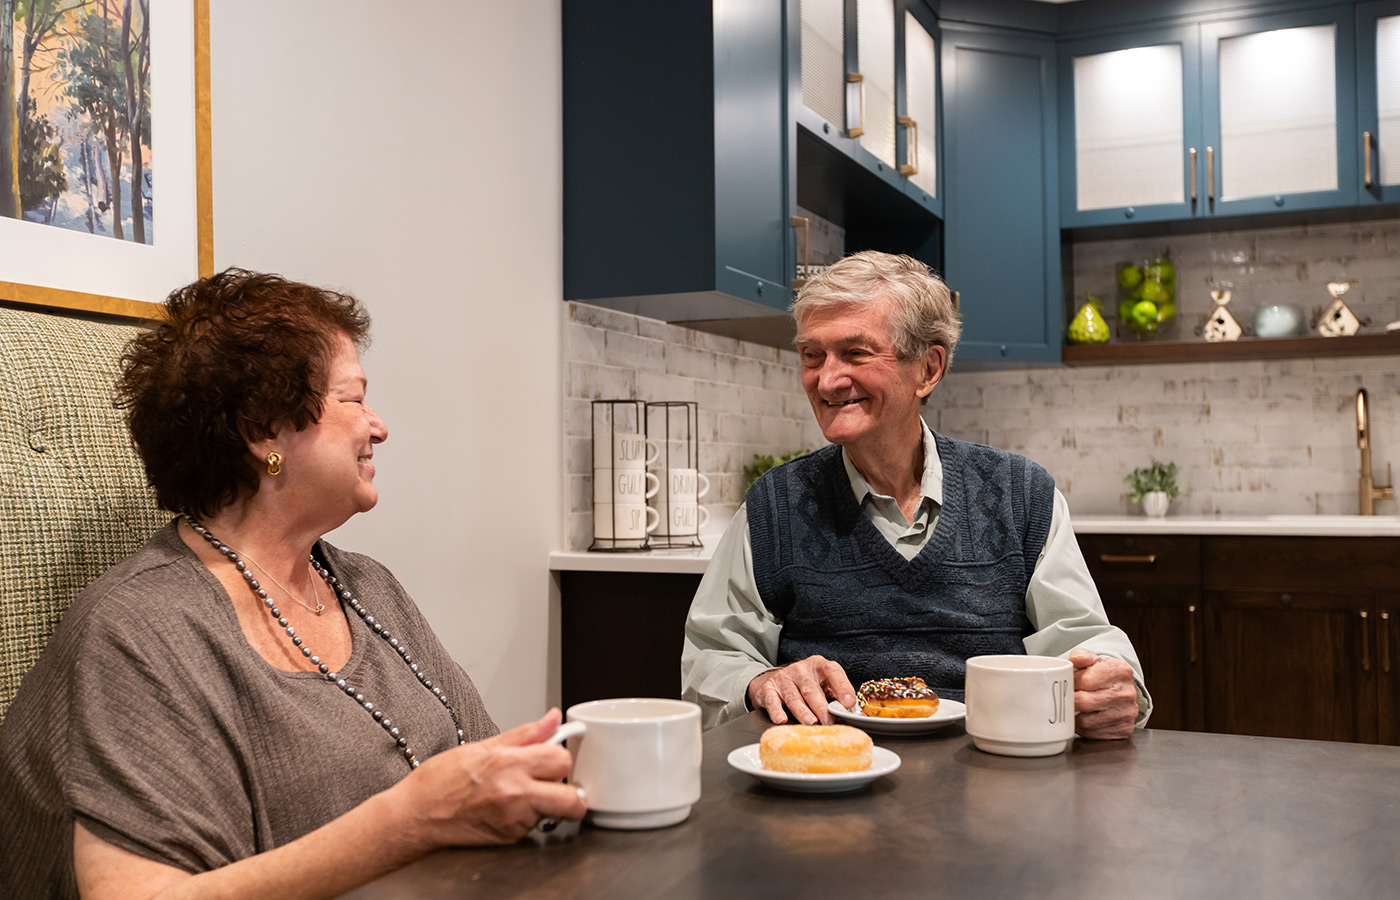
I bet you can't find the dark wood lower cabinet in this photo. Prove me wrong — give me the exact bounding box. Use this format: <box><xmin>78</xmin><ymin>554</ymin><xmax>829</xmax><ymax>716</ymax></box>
<box><xmin>1081</xmin><ymin>533</ymin><xmax>1400</xmax><ymax>745</ymax></box>
<box><xmin>558</xmin><ymin>571</ymin><xmax>700</xmax><ymax>711</ymax></box>
<box><xmin>1080</xmin><ymin>534</ymin><xmax>1204</xmax><ymax>732</ymax></box>
<box><xmin>1206</xmin><ymin>589</ymin><xmax>1376</xmax><ymax>743</ymax></box>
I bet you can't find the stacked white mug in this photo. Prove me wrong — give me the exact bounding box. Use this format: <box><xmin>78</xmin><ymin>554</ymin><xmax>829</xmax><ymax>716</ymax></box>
<box><xmin>593</xmin><ymin>432</ymin><xmax>660</xmax><ymax>548</ymax></box>
<box><xmin>652</xmin><ymin>467</ymin><xmax>709</xmax><ymax>541</ymax></box>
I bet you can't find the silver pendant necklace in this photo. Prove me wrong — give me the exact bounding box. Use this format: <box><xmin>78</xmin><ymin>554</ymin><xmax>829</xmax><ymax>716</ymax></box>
<box><xmin>236</xmin><ymin>550</ymin><xmax>326</xmax><ymax>615</ymax></box>
<box><xmin>184</xmin><ymin>514</ymin><xmax>465</xmax><ymax>768</ymax></box>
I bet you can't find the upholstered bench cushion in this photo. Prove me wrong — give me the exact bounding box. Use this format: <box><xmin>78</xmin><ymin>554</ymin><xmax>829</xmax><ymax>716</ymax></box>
<box><xmin>0</xmin><ymin>306</ymin><xmax>167</xmax><ymax>723</ymax></box>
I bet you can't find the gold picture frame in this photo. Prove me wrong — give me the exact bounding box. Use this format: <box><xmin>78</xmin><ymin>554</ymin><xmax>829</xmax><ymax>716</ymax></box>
<box><xmin>0</xmin><ymin>0</ymin><xmax>212</xmax><ymax>321</ymax></box>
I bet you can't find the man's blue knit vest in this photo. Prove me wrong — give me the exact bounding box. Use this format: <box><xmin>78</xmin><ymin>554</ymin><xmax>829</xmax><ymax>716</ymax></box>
<box><xmin>747</xmin><ymin>432</ymin><xmax>1056</xmax><ymax>701</ymax></box>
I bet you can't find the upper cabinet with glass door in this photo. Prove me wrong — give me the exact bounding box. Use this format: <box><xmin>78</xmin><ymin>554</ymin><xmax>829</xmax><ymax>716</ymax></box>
<box><xmin>1201</xmin><ymin>6</ymin><xmax>1358</xmax><ymax>217</ymax></box>
<box><xmin>1059</xmin><ymin>26</ymin><xmax>1202</xmax><ymax>226</ymax></box>
<box><xmin>794</xmin><ymin>0</ymin><xmax>938</xmax><ymax>214</ymax></box>
<box><xmin>1061</xmin><ymin>6</ymin><xmax>1360</xmax><ymax>226</ymax></box>
<box><xmin>1358</xmin><ymin>1</ymin><xmax>1400</xmax><ymax>204</ymax></box>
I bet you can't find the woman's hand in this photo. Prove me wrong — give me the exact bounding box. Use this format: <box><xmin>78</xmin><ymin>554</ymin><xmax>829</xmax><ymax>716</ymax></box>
<box><xmin>397</xmin><ymin>708</ymin><xmax>588</xmax><ymax>848</ymax></box>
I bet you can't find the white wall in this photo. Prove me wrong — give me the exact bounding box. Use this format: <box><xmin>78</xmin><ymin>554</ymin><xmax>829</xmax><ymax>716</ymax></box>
<box><xmin>209</xmin><ymin>0</ymin><xmax>563</xmax><ymax>725</ymax></box>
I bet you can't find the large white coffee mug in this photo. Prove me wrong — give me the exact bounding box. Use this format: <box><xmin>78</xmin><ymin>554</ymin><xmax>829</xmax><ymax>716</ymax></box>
<box><xmin>663</xmin><ymin>468</ymin><xmax>710</xmax><ymax>502</ymax></box>
<box><xmin>545</xmin><ymin>698</ymin><xmax>702</xmax><ymax>830</ymax></box>
<box><xmin>593</xmin><ymin>469</ymin><xmax>660</xmax><ymax>503</ymax></box>
<box><xmin>592</xmin><ymin>432</ymin><xmax>659</xmax><ymax>470</ymax></box>
<box><xmin>593</xmin><ymin>502</ymin><xmax>659</xmax><ymax>541</ymax></box>
<box><xmin>964</xmin><ymin>655</ymin><xmax>1075</xmax><ymax>757</ymax></box>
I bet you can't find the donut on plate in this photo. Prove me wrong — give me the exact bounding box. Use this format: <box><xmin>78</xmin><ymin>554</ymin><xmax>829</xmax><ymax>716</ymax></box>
<box><xmin>759</xmin><ymin>724</ymin><xmax>872</xmax><ymax>773</ymax></box>
<box><xmin>856</xmin><ymin>677</ymin><xmax>940</xmax><ymax>719</ymax></box>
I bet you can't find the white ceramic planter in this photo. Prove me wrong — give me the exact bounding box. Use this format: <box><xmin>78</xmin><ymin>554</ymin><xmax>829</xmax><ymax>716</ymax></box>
<box><xmin>1142</xmin><ymin>491</ymin><xmax>1170</xmax><ymax>517</ymax></box>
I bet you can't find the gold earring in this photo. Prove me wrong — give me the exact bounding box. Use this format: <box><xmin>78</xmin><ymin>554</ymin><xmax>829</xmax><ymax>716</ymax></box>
<box><xmin>266</xmin><ymin>451</ymin><xmax>283</xmax><ymax>476</ymax></box>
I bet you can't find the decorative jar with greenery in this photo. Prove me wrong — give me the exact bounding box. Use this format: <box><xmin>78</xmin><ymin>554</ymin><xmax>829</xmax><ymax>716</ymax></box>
<box><xmin>1124</xmin><ymin>458</ymin><xmax>1179</xmax><ymax>517</ymax></box>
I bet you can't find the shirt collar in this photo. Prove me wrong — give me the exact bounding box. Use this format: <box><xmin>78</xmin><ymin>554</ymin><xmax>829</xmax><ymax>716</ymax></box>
<box><xmin>840</xmin><ymin>417</ymin><xmax>944</xmax><ymax>509</ymax></box>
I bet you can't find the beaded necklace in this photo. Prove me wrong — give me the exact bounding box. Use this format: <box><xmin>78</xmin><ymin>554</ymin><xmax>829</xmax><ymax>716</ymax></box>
<box><xmin>184</xmin><ymin>515</ymin><xmax>466</xmax><ymax>768</ymax></box>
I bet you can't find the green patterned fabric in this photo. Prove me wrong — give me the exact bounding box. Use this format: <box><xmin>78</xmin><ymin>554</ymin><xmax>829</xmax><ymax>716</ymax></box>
<box><xmin>0</xmin><ymin>306</ymin><xmax>167</xmax><ymax>724</ymax></box>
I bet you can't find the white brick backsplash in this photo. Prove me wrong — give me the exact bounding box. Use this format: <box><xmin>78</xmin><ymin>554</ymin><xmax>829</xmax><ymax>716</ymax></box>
<box><xmin>567</xmin><ymin>221</ymin><xmax>1400</xmax><ymax>547</ymax></box>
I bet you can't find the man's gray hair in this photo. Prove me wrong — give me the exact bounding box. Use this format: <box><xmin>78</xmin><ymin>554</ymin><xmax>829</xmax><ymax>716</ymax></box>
<box><xmin>790</xmin><ymin>250</ymin><xmax>959</xmax><ymax>368</ymax></box>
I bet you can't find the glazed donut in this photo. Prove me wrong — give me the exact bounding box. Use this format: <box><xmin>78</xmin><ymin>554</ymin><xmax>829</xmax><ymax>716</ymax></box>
<box><xmin>759</xmin><ymin>724</ymin><xmax>873</xmax><ymax>773</ymax></box>
<box><xmin>857</xmin><ymin>677</ymin><xmax>940</xmax><ymax>719</ymax></box>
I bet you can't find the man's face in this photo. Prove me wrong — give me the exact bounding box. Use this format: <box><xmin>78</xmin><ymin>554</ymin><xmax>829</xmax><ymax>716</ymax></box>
<box><xmin>795</xmin><ymin>299</ymin><xmax>942</xmax><ymax>458</ymax></box>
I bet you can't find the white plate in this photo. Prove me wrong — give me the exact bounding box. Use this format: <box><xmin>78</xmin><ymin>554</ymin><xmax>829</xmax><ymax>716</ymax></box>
<box><xmin>827</xmin><ymin>698</ymin><xmax>967</xmax><ymax>735</ymax></box>
<box><xmin>727</xmin><ymin>743</ymin><xmax>900</xmax><ymax>793</ymax></box>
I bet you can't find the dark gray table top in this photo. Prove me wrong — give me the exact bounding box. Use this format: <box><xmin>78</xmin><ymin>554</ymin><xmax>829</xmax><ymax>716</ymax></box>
<box><xmin>345</xmin><ymin>712</ymin><xmax>1400</xmax><ymax>900</ymax></box>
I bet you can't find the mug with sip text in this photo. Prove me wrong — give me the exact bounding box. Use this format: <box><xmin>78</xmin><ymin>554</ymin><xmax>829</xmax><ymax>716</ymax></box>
<box><xmin>593</xmin><ymin>502</ymin><xmax>660</xmax><ymax>543</ymax></box>
<box><xmin>545</xmin><ymin>698</ymin><xmax>702</xmax><ymax>830</ymax></box>
<box><xmin>964</xmin><ymin>655</ymin><xmax>1075</xmax><ymax>757</ymax></box>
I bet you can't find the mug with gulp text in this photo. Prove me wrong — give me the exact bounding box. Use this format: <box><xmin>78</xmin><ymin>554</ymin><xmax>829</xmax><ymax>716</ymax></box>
<box><xmin>593</xmin><ymin>468</ymin><xmax>660</xmax><ymax>503</ymax></box>
<box><xmin>964</xmin><ymin>655</ymin><xmax>1075</xmax><ymax>757</ymax></box>
<box><xmin>593</xmin><ymin>502</ymin><xmax>660</xmax><ymax>541</ymax></box>
<box><xmin>652</xmin><ymin>500</ymin><xmax>709</xmax><ymax>536</ymax></box>
<box><xmin>592</xmin><ymin>432</ymin><xmax>659</xmax><ymax>470</ymax></box>
<box><xmin>545</xmin><ymin>698</ymin><xmax>702</xmax><ymax>830</ymax></box>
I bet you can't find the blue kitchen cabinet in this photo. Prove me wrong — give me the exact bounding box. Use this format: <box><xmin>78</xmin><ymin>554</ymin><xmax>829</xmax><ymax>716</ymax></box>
<box><xmin>1058</xmin><ymin>25</ymin><xmax>1204</xmax><ymax>228</ymax></box>
<box><xmin>1201</xmin><ymin>5</ymin><xmax>1359</xmax><ymax>216</ymax></box>
<box><xmin>1061</xmin><ymin>4</ymin><xmax>1362</xmax><ymax>226</ymax></box>
<box><xmin>790</xmin><ymin>0</ymin><xmax>941</xmax><ymax>218</ymax></box>
<box><xmin>563</xmin><ymin>0</ymin><xmax>794</xmax><ymax>323</ymax></box>
<box><xmin>1358</xmin><ymin>1</ymin><xmax>1400</xmax><ymax>204</ymax></box>
<box><xmin>941</xmin><ymin>25</ymin><xmax>1062</xmax><ymax>364</ymax></box>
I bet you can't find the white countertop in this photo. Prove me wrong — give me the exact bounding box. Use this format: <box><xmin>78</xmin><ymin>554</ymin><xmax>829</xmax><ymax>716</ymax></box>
<box><xmin>550</xmin><ymin>514</ymin><xmax>1400</xmax><ymax>574</ymax></box>
<box><xmin>1072</xmin><ymin>514</ymin><xmax>1400</xmax><ymax>536</ymax></box>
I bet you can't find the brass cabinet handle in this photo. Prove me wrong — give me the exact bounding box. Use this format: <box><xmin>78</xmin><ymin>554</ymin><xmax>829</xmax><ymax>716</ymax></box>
<box><xmin>1189</xmin><ymin>147</ymin><xmax>1198</xmax><ymax>201</ymax></box>
<box><xmin>1361</xmin><ymin>610</ymin><xmax>1371</xmax><ymax>673</ymax></box>
<box><xmin>1099</xmin><ymin>553</ymin><xmax>1158</xmax><ymax>565</ymax></box>
<box><xmin>790</xmin><ymin>216</ymin><xmax>810</xmax><ymax>290</ymax></box>
<box><xmin>1364</xmin><ymin>131</ymin><xmax>1374</xmax><ymax>189</ymax></box>
<box><xmin>951</xmin><ymin>290</ymin><xmax>960</xmax><ymax>314</ymax></box>
<box><xmin>1383</xmin><ymin>610</ymin><xmax>1391</xmax><ymax>674</ymax></box>
<box><xmin>1188</xmin><ymin>603</ymin><xmax>1198</xmax><ymax>664</ymax></box>
<box><xmin>1207</xmin><ymin>146</ymin><xmax>1215</xmax><ymax>201</ymax></box>
<box><xmin>897</xmin><ymin>115</ymin><xmax>919</xmax><ymax>175</ymax></box>
<box><xmin>847</xmin><ymin>73</ymin><xmax>865</xmax><ymax>138</ymax></box>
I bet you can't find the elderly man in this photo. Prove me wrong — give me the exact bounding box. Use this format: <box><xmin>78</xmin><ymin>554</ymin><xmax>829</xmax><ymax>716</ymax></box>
<box><xmin>681</xmin><ymin>251</ymin><xmax>1149</xmax><ymax>737</ymax></box>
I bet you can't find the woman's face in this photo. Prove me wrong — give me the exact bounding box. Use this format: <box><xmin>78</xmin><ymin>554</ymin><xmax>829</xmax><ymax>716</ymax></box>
<box><xmin>264</xmin><ymin>333</ymin><xmax>388</xmax><ymax>527</ymax></box>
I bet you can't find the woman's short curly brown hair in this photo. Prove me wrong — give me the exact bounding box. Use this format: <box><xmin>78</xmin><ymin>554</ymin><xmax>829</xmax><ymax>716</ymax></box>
<box><xmin>118</xmin><ymin>268</ymin><xmax>371</xmax><ymax>518</ymax></box>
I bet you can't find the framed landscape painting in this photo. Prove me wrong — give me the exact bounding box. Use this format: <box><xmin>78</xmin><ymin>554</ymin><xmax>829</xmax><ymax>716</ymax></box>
<box><xmin>0</xmin><ymin>0</ymin><xmax>211</xmax><ymax>320</ymax></box>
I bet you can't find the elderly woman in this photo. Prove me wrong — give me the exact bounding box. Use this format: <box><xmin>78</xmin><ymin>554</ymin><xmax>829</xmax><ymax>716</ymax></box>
<box><xmin>0</xmin><ymin>270</ymin><xmax>585</xmax><ymax>897</ymax></box>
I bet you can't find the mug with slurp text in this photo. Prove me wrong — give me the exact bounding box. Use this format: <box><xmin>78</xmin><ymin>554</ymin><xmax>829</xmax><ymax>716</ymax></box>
<box><xmin>545</xmin><ymin>698</ymin><xmax>702</xmax><ymax>830</ymax></box>
<box><xmin>592</xmin><ymin>432</ymin><xmax>659</xmax><ymax>471</ymax></box>
<box><xmin>964</xmin><ymin>655</ymin><xmax>1075</xmax><ymax>757</ymax></box>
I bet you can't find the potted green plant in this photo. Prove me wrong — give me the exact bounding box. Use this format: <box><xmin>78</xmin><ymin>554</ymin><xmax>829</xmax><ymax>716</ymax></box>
<box><xmin>742</xmin><ymin>449</ymin><xmax>811</xmax><ymax>491</ymax></box>
<box><xmin>1124</xmin><ymin>458</ymin><xmax>1180</xmax><ymax>517</ymax></box>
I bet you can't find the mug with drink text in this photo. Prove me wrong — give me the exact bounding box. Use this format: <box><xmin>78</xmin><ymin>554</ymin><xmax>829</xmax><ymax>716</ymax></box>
<box><xmin>593</xmin><ymin>502</ymin><xmax>660</xmax><ymax>543</ymax></box>
<box><xmin>593</xmin><ymin>468</ymin><xmax>660</xmax><ymax>503</ymax></box>
<box><xmin>545</xmin><ymin>698</ymin><xmax>702</xmax><ymax>830</ymax></box>
<box><xmin>964</xmin><ymin>655</ymin><xmax>1075</xmax><ymax>757</ymax></box>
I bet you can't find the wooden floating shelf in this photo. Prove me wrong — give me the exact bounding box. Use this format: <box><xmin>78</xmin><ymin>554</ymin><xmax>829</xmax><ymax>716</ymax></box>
<box><xmin>1061</xmin><ymin>331</ymin><xmax>1400</xmax><ymax>366</ymax></box>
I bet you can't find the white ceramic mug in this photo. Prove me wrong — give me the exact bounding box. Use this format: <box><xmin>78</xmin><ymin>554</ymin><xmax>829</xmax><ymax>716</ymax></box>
<box><xmin>964</xmin><ymin>655</ymin><xmax>1075</xmax><ymax>757</ymax></box>
<box><xmin>592</xmin><ymin>433</ymin><xmax>659</xmax><ymax>470</ymax></box>
<box><xmin>544</xmin><ymin>698</ymin><xmax>702</xmax><ymax>830</ymax></box>
<box><xmin>593</xmin><ymin>502</ymin><xmax>660</xmax><ymax>541</ymax></box>
<box><xmin>662</xmin><ymin>468</ymin><xmax>710</xmax><ymax>502</ymax></box>
<box><xmin>593</xmin><ymin>469</ymin><xmax>660</xmax><ymax>503</ymax></box>
<box><xmin>651</xmin><ymin>501</ymin><xmax>709</xmax><ymax>536</ymax></box>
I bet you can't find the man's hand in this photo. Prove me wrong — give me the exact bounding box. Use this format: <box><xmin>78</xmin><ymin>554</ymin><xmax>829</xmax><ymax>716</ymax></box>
<box><xmin>1069</xmin><ymin>649</ymin><xmax>1138</xmax><ymax>739</ymax></box>
<box><xmin>747</xmin><ymin>655</ymin><xmax>857</xmax><ymax>725</ymax></box>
